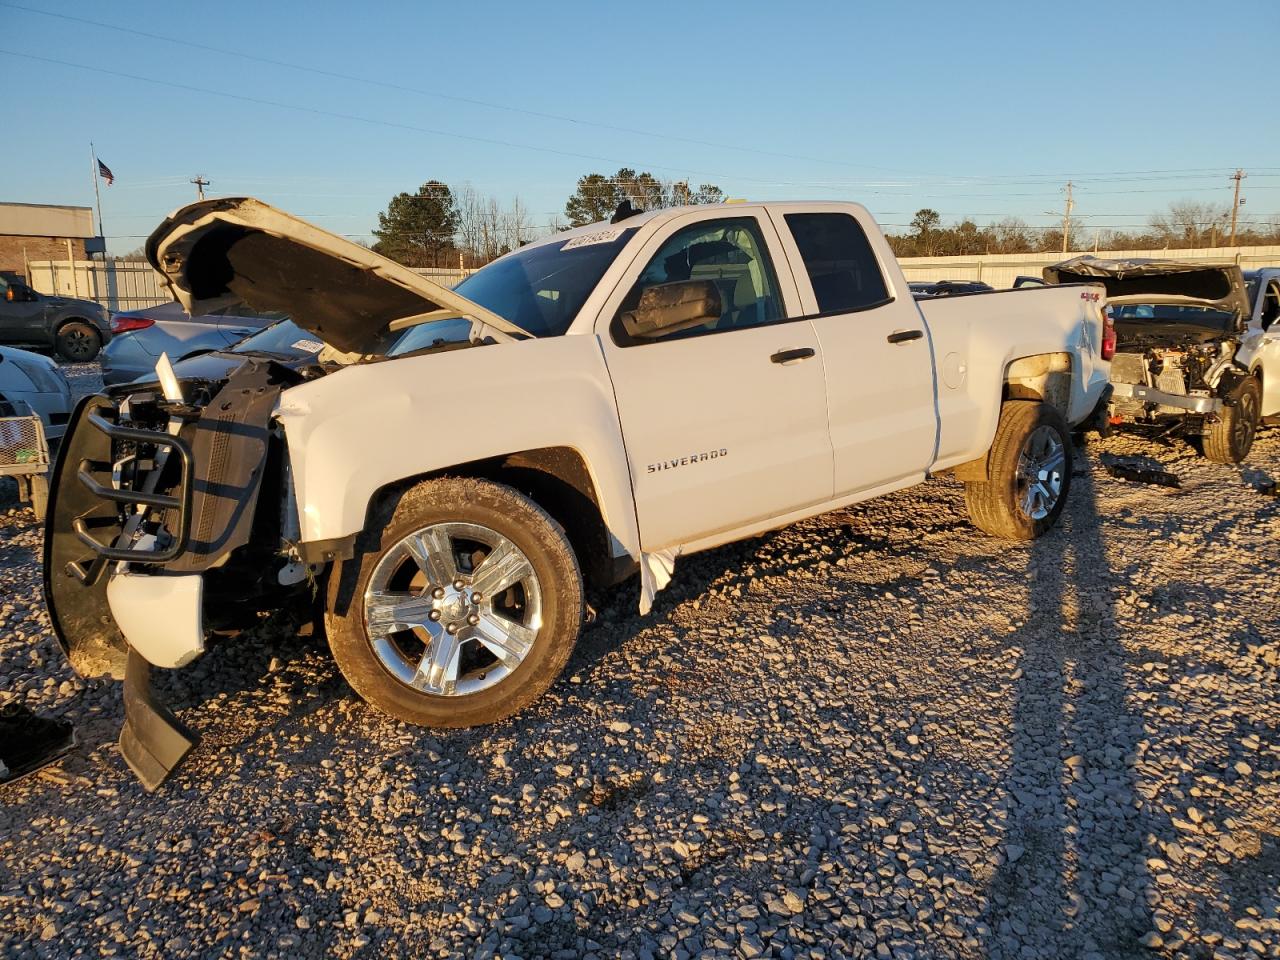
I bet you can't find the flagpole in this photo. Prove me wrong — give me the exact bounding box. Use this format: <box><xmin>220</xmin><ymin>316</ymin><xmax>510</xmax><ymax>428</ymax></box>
<box><xmin>90</xmin><ymin>142</ymin><xmax>105</xmax><ymax>261</ymax></box>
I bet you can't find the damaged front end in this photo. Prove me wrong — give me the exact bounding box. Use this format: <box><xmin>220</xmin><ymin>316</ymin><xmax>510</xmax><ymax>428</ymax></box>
<box><xmin>1045</xmin><ymin>256</ymin><xmax>1251</xmax><ymax>438</ymax></box>
<box><xmin>1106</xmin><ymin>320</ymin><xmax>1247</xmax><ymax>436</ymax></box>
<box><xmin>44</xmin><ymin>358</ymin><xmax>309</xmax><ymax>788</ymax></box>
<box><xmin>45</xmin><ymin>196</ymin><xmax>516</xmax><ymax>789</ymax></box>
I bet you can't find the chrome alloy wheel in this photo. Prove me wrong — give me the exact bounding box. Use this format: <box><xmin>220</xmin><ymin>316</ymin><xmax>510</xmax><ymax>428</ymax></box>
<box><xmin>363</xmin><ymin>522</ymin><xmax>542</xmax><ymax>697</ymax></box>
<box><xmin>1016</xmin><ymin>425</ymin><xmax>1066</xmax><ymax>521</ymax></box>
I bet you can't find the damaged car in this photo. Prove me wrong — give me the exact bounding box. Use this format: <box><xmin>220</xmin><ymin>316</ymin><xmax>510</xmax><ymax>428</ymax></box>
<box><xmin>45</xmin><ymin>197</ymin><xmax>1112</xmax><ymax>789</ymax></box>
<box><xmin>1045</xmin><ymin>256</ymin><xmax>1279</xmax><ymax>463</ymax></box>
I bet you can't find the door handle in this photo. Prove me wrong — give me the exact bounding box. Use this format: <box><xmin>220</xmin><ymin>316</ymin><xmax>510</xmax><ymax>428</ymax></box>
<box><xmin>771</xmin><ymin>347</ymin><xmax>815</xmax><ymax>364</ymax></box>
<box><xmin>887</xmin><ymin>329</ymin><xmax>924</xmax><ymax>344</ymax></box>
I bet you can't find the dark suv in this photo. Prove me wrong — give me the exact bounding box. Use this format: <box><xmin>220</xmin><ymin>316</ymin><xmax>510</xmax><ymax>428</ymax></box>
<box><xmin>0</xmin><ymin>276</ymin><xmax>112</xmax><ymax>361</ymax></box>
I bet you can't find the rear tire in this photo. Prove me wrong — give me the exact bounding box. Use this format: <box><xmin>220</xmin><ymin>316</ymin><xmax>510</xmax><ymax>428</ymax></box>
<box><xmin>326</xmin><ymin>477</ymin><xmax>584</xmax><ymax>728</ymax></box>
<box><xmin>55</xmin><ymin>321</ymin><xmax>101</xmax><ymax>362</ymax></box>
<box><xmin>1204</xmin><ymin>376</ymin><xmax>1261</xmax><ymax>464</ymax></box>
<box><xmin>965</xmin><ymin>401</ymin><xmax>1072</xmax><ymax>540</ymax></box>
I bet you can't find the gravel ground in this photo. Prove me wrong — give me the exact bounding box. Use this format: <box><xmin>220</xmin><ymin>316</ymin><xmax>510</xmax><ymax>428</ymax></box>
<box><xmin>1</xmin><ymin>363</ymin><xmax>1278</xmax><ymax>959</ymax></box>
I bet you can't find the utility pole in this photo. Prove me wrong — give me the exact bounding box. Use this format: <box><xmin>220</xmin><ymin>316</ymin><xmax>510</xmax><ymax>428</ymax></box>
<box><xmin>191</xmin><ymin>176</ymin><xmax>210</xmax><ymax>200</ymax></box>
<box><xmin>1061</xmin><ymin>181</ymin><xmax>1074</xmax><ymax>254</ymax></box>
<box><xmin>1229</xmin><ymin>168</ymin><xmax>1246</xmax><ymax>246</ymax></box>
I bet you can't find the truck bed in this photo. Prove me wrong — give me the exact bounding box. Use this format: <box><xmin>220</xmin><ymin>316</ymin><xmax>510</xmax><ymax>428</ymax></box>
<box><xmin>917</xmin><ymin>284</ymin><xmax>1111</xmax><ymax>471</ymax></box>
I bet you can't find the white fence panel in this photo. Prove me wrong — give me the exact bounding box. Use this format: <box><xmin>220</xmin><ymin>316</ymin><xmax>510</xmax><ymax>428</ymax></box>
<box><xmin>898</xmin><ymin>245</ymin><xmax>1280</xmax><ymax>289</ymax></box>
<box><xmin>28</xmin><ymin>259</ymin><xmax>171</xmax><ymax>313</ymax></box>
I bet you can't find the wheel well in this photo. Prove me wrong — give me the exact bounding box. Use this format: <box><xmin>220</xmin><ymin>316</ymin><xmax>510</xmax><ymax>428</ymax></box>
<box><xmin>365</xmin><ymin>447</ymin><xmax>620</xmax><ymax>592</ymax></box>
<box><xmin>55</xmin><ymin>317</ymin><xmax>100</xmax><ymax>338</ymax></box>
<box><xmin>1002</xmin><ymin>352</ymin><xmax>1072</xmax><ymax>416</ymax></box>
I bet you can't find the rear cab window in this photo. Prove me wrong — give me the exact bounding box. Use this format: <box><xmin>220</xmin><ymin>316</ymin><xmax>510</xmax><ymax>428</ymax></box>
<box><xmin>783</xmin><ymin>212</ymin><xmax>891</xmax><ymax>315</ymax></box>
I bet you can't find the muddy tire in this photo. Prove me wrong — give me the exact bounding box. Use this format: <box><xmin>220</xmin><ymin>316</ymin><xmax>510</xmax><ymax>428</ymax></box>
<box><xmin>326</xmin><ymin>477</ymin><xmax>584</xmax><ymax>728</ymax></box>
<box><xmin>1204</xmin><ymin>376</ymin><xmax>1261</xmax><ymax>464</ymax></box>
<box><xmin>55</xmin><ymin>321</ymin><xmax>101</xmax><ymax>362</ymax></box>
<box><xmin>964</xmin><ymin>401</ymin><xmax>1072</xmax><ymax>540</ymax></box>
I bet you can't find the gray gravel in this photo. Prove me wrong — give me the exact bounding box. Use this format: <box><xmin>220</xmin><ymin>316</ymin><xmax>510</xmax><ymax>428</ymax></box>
<box><xmin>2</xmin><ymin>363</ymin><xmax>1278</xmax><ymax>959</ymax></box>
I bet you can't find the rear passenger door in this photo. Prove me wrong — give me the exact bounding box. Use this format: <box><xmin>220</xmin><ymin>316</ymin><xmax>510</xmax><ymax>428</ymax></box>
<box><xmin>596</xmin><ymin>210</ymin><xmax>833</xmax><ymax>551</ymax></box>
<box><xmin>769</xmin><ymin>207</ymin><xmax>938</xmax><ymax>497</ymax></box>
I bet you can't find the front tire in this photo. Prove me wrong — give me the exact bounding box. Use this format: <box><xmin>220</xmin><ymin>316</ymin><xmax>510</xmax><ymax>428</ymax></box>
<box><xmin>326</xmin><ymin>477</ymin><xmax>584</xmax><ymax>728</ymax></box>
<box><xmin>1204</xmin><ymin>376</ymin><xmax>1261</xmax><ymax>464</ymax></box>
<box><xmin>55</xmin><ymin>321</ymin><xmax>102</xmax><ymax>362</ymax></box>
<box><xmin>964</xmin><ymin>401</ymin><xmax>1072</xmax><ymax>540</ymax></box>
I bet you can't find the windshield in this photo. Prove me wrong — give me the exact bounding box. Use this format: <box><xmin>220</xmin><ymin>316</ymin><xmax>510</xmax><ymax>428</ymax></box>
<box><xmin>387</xmin><ymin>317</ymin><xmax>476</xmax><ymax>357</ymax></box>
<box><xmin>424</xmin><ymin>227</ymin><xmax>636</xmax><ymax>340</ymax></box>
<box><xmin>228</xmin><ymin>319</ymin><xmax>325</xmax><ymax>359</ymax></box>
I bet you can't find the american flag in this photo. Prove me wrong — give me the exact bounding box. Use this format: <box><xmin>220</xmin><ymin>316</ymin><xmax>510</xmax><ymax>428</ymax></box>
<box><xmin>97</xmin><ymin>159</ymin><xmax>114</xmax><ymax>186</ymax></box>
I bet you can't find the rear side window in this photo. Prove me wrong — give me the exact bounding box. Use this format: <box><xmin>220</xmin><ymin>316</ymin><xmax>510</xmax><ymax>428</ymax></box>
<box><xmin>784</xmin><ymin>213</ymin><xmax>889</xmax><ymax>314</ymax></box>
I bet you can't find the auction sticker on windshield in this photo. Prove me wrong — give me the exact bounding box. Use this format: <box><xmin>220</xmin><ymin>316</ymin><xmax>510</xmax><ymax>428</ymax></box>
<box><xmin>292</xmin><ymin>338</ymin><xmax>324</xmax><ymax>353</ymax></box>
<box><xmin>562</xmin><ymin>227</ymin><xmax>627</xmax><ymax>250</ymax></box>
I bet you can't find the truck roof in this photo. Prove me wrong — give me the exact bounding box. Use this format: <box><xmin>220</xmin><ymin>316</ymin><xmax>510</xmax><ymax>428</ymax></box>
<box><xmin>523</xmin><ymin>200</ymin><xmax>871</xmax><ymax>254</ymax></box>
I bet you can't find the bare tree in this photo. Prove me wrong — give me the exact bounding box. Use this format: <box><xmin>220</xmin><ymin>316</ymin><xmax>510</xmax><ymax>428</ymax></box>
<box><xmin>1149</xmin><ymin>200</ymin><xmax>1230</xmax><ymax>248</ymax></box>
<box><xmin>502</xmin><ymin>195</ymin><xmax>533</xmax><ymax>250</ymax></box>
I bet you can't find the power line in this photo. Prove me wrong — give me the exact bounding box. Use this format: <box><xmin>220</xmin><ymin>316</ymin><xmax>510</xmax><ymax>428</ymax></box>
<box><xmin>0</xmin><ymin>1</ymin><xmax>930</xmax><ymax>177</ymax></box>
<box><xmin>0</xmin><ymin>49</ymin><xmax>858</xmax><ymax>192</ymax></box>
<box><xmin>8</xmin><ymin>4</ymin><xmax>1280</xmax><ymax>193</ymax></box>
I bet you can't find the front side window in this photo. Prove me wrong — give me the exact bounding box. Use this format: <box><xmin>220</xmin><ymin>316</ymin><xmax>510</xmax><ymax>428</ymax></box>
<box><xmin>1263</xmin><ymin>282</ymin><xmax>1280</xmax><ymax>330</ymax></box>
<box><xmin>615</xmin><ymin>217</ymin><xmax>784</xmax><ymax>342</ymax></box>
<box><xmin>784</xmin><ymin>212</ymin><xmax>890</xmax><ymax>315</ymax></box>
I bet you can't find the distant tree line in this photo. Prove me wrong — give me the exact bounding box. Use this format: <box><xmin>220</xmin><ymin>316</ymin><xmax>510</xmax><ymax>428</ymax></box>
<box><xmin>365</xmin><ymin>182</ymin><xmax>1280</xmax><ymax>270</ymax></box>
<box><xmin>886</xmin><ymin>201</ymin><xmax>1280</xmax><ymax>258</ymax></box>
<box><xmin>369</xmin><ymin>170</ymin><xmax>725</xmax><ymax>269</ymax></box>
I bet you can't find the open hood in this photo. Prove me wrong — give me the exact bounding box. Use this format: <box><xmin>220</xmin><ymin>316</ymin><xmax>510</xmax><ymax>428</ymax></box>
<box><xmin>1044</xmin><ymin>256</ymin><xmax>1250</xmax><ymax>320</ymax></box>
<box><xmin>145</xmin><ymin>197</ymin><xmax>526</xmax><ymax>354</ymax></box>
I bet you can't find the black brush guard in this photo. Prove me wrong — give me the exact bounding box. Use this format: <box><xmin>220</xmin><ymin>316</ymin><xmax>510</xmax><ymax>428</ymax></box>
<box><xmin>43</xmin><ymin>396</ymin><xmax>201</xmax><ymax>790</ymax></box>
<box><xmin>45</xmin><ymin>363</ymin><xmax>288</xmax><ymax>790</ymax></box>
<box><xmin>71</xmin><ymin>408</ymin><xmax>196</xmax><ymax>576</ymax></box>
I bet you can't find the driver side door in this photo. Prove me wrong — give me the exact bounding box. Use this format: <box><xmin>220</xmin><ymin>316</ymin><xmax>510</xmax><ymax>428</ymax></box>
<box><xmin>596</xmin><ymin>210</ymin><xmax>834</xmax><ymax>551</ymax></box>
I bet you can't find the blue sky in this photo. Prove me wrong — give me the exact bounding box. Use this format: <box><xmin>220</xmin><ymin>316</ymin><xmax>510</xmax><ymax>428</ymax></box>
<box><xmin>2</xmin><ymin>0</ymin><xmax>1277</xmax><ymax>254</ymax></box>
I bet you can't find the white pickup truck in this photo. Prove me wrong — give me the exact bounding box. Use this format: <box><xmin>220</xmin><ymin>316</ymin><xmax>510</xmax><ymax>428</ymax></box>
<box><xmin>44</xmin><ymin>197</ymin><xmax>1111</xmax><ymax>787</ymax></box>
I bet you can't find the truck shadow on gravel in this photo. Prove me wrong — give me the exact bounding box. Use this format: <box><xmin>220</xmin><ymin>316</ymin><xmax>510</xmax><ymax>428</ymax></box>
<box><xmin>980</xmin><ymin>455</ymin><xmax>1170</xmax><ymax>959</ymax></box>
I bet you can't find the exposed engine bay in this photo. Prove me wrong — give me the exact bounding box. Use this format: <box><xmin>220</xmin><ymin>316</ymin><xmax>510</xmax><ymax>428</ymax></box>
<box><xmin>1108</xmin><ymin>318</ymin><xmax>1241</xmax><ymax>431</ymax></box>
<box><xmin>1044</xmin><ymin>256</ymin><xmax>1254</xmax><ymax>439</ymax></box>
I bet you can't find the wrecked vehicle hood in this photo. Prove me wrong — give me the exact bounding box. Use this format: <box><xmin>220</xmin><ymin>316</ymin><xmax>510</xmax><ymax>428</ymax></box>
<box><xmin>1044</xmin><ymin>256</ymin><xmax>1251</xmax><ymax>323</ymax></box>
<box><xmin>145</xmin><ymin>197</ymin><xmax>527</xmax><ymax>354</ymax></box>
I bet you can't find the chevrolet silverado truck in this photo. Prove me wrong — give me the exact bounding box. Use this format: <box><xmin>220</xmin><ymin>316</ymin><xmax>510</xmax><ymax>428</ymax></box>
<box><xmin>1045</xmin><ymin>257</ymin><xmax>1280</xmax><ymax>463</ymax></box>
<box><xmin>44</xmin><ymin>198</ymin><xmax>1111</xmax><ymax>788</ymax></box>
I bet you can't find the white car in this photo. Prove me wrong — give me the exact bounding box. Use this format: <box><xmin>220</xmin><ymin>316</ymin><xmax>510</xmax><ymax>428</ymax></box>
<box><xmin>0</xmin><ymin>344</ymin><xmax>72</xmax><ymax>444</ymax></box>
<box><xmin>45</xmin><ymin>197</ymin><xmax>1111</xmax><ymax>788</ymax></box>
<box><xmin>1046</xmin><ymin>258</ymin><xmax>1280</xmax><ymax>462</ymax></box>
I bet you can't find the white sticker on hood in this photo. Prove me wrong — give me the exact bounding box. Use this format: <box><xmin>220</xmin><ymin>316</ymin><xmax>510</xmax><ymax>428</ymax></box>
<box><xmin>291</xmin><ymin>338</ymin><xmax>324</xmax><ymax>353</ymax></box>
<box><xmin>561</xmin><ymin>227</ymin><xmax>626</xmax><ymax>250</ymax></box>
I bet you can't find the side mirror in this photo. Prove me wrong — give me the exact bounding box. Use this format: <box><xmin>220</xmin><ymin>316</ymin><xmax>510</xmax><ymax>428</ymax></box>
<box><xmin>621</xmin><ymin>280</ymin><xmax>722</xmax><ymax>339</ymax></box>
